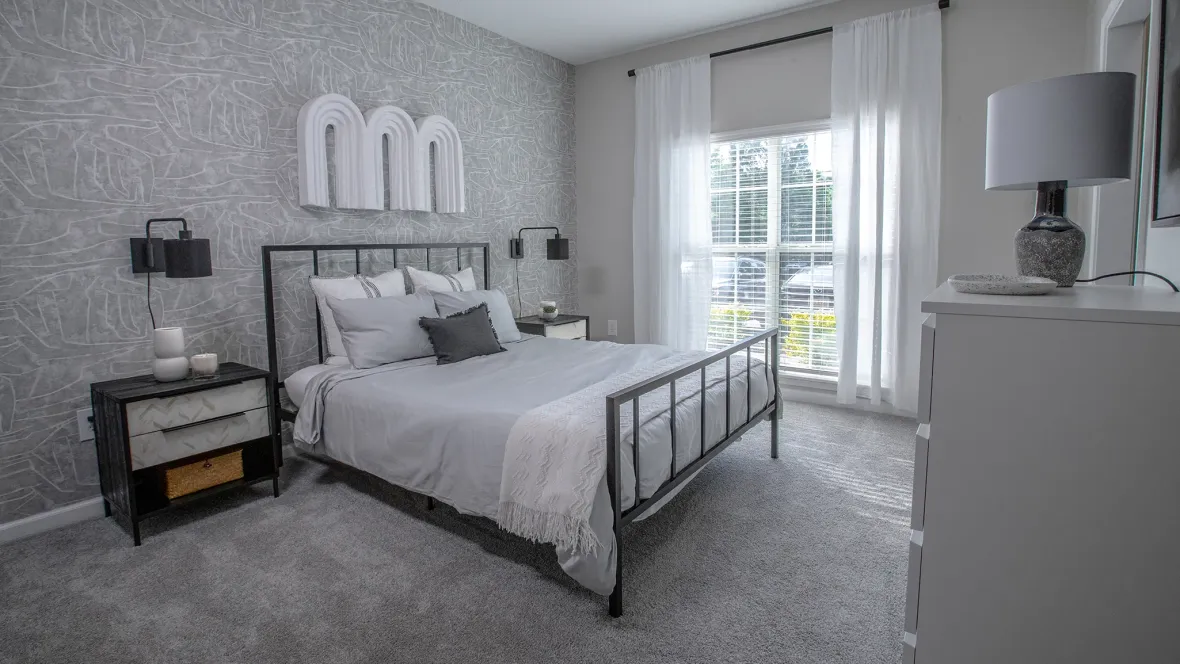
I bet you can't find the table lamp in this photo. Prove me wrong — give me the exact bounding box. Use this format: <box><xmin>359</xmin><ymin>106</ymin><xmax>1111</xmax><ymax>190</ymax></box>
<box><xmin>985</xmin><ymin>72</ymin><xmax>1136</xmax><ymax>286</ymax></box>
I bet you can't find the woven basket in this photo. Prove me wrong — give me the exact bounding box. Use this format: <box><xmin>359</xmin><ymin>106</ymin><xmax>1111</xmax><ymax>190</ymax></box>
<box><xmin>165</xmin><ymin>448</ymin><xmax>243</xmax><ymax>499</ymax></box>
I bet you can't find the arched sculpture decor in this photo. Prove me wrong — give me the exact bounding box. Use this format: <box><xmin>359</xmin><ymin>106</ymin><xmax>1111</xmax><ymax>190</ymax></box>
<box><xmin>414</xmin><ymin>115</ymin><xmax>465</xmax><ymax>213</ymax></box>
<box><xmin>297</xmin><ymin>94</ymin><xmax>465</xmax><ymax>213</ymax></box>
<box><xmin>362</xmin><ymin>105</ymin><xmax>418</xmax><ymax>211</ymax></box>
<box><xmin>297</xmin><ymin>94</ymin><xmax>368</xmax><ymax>210</ymax></box>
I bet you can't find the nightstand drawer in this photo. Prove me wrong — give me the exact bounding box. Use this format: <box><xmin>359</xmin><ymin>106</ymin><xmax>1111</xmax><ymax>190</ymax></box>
<box><xmin>126</xmin><ymin>378</ymin><xmax>267</xmax><ymax>437</ymax></box>
<box><xmin>129</xmin><ymin>407</ymin><xmax>270</xmax><ymax>469</ymax></box>
<box><xmin>547</xmin><ymin>320</ymin><xmax>587</xmax><ymax>340</ymax></box>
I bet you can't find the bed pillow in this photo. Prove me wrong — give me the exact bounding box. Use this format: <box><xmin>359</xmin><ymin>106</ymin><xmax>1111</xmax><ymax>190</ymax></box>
<box><xmin>309</xmin><ymin>270</ymin><xmax>407</xmax><ymax>358</ymax></box>
<box><xmin>325</xmin><ymin>292</ymin><xmax>437</xmax><ymax>369</ymax></box>
<box><xmin>405</xmin><ymin>265</ymin><xmax>477</xmax><ymax>293</ymax></box>
<box><xmin>430</xmin><ymin>289</ymin><xmax>521</xmax><ymax>343</ymax></box>
<box><xmin>417</xmin><ymin>303</ymin><xmax>506</xmax><ymax>365</ymax></box>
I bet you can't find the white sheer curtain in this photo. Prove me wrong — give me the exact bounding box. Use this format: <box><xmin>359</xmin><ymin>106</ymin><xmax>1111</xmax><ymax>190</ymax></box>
<box><xmin>632</xmin><ymin>55</ymin><xmax>713</xmax><ymax>350</ymax></box>
<box><xmin>831</xmin><ymin>5</ymin><xmax>942</xmax><ymax>412</ymax></box>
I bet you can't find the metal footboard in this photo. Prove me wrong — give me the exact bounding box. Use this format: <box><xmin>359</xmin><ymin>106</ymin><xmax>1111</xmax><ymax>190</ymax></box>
<box><xmin>605</xmin><ymin>328</ymin><xmax>781</xmax><ymax>617</ymax></box>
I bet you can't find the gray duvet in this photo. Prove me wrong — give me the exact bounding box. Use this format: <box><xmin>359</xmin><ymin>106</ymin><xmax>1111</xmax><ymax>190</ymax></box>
<box><xmin>294</xmin><ymin>336</ymin><xmax>773</xmax><ymax>595</ymax></box>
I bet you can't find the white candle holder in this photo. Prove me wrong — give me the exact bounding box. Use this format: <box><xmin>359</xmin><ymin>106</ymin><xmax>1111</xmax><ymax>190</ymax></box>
<box><xmin>190</xmin><ymin>353</ymin><xmax>219</xmax><ymax>379</ymax></box>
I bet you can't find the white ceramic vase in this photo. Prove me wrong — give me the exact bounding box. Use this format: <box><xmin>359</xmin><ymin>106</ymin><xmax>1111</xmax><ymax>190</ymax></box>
<box><xmin>152</xmin><ymin>327</ymin><xmax>189</xmax><ymax>382</ymax></box>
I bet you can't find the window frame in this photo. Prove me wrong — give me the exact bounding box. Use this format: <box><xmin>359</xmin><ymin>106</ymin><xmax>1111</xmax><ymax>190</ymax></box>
<box><xmin>709</xmin><ymin>120</ymin><xmax>836</xmax><ymax>381</ymax></box>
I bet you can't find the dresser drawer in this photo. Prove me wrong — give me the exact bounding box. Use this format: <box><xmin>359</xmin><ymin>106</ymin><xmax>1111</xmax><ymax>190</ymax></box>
<box><xmin>902</xmin><ymin>634</ymin><xmax>916</xmax><ymax>664</ymax></box>
<box><xmin>126</xmin><ymin>378</ymin><xmax>267</xmax><ymax>437</ymax></box>
<box><xmin>917</xmin><ymin>315</ymin><xmax>935</xmax><ymax>424</ymax></box>
<box><xmin>547</xmin><ymin>319</ymin><xmax>587</xmax><ymax>340</ymax></box>
<box><xmin>911</xmin><ymin>424</ymin><xmax>930</xmax><ymax>530</ymax></box>
<box><xmin>904</xmin><ymin>530</ymin><xmax>923</xmax><ymax>634</ymax></box>
<box><xmin>906</xmin><ymin>533</ymin><xmax>925</xmax><ymax>636</ymax></box>
<box><xmin>129</xmin><ymin>407</ymin><xmax>270</xmax><ymax>469</ymax></box>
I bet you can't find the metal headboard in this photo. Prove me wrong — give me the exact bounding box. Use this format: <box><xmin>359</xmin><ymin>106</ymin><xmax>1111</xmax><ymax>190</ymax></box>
<box><xmin>261</xmin><ymin>242</ymin><xmax>491</xmax><ymax>419</ymax></box>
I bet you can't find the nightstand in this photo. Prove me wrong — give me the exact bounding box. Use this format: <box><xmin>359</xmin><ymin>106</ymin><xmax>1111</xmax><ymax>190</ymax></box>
<box><xmin>515</xmin><ymin>314</ymin><xmax>590</xmax><ymax>340</ymax></box>
<box><xmin>90</xmin><ymin>363</ymin><xmax>279</xmax><ymax>545</ymax></box>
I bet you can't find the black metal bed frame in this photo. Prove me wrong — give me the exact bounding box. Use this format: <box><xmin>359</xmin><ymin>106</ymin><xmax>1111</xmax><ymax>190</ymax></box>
<box><xmin>260</xmin><ymin>242</ymin><xmax>780</xmax><ymax>618</ymax></box>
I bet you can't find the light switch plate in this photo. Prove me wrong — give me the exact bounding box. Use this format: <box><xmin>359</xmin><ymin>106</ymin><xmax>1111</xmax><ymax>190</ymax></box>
<box><xmin>77</xmin><ymin>408</ymin><xmax>94</xmax><ymax>442</ymax></box>
<box><xmin>607</xmin><ymin>320</ymin><xmax>618</xmax><ymax>336</ymax></box>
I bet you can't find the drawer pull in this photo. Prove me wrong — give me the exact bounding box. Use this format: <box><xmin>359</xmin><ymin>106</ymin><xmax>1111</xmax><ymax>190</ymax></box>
<box><xmin>162</xmin><ymin>412</ymin><xmax>240</xmax><ymax>434</ymax></box>
<box><xmin>202</xmin><ymin>461</ymin><xmax>213</xmax><ymax>469</ymax></box>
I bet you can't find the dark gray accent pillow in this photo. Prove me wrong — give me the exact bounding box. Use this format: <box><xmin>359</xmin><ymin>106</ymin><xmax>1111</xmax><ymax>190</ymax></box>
<box><xmin>418</xmin><ymin>303</ymin><xmax>506</xmax><ymax>365</ymax></box>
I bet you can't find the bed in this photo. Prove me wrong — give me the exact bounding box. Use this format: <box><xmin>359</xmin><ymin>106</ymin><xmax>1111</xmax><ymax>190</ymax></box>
<box><xmin>262</xmin><ymin>242</ymin><xmax>781</xmax><ymax>616</ymax></box>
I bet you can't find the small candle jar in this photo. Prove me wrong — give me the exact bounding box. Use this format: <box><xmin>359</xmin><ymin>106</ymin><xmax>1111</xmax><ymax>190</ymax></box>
<box><xmin>190</xmin><ymin>353</ymin><xmax>219</xmax><ymax>379</ymax></box>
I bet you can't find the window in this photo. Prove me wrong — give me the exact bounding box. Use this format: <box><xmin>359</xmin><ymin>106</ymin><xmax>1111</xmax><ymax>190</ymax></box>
<box><xmin>708</xmin><ymin>128</ymin><xmax>836</xmax><ymax>377</ymax></box>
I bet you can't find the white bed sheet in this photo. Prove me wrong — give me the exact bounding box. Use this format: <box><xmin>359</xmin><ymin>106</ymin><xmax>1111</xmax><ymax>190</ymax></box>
<box><xmin>284</xmin><ymin>360</ymin><xmax>348</xmax><ymax>408</ymax></box>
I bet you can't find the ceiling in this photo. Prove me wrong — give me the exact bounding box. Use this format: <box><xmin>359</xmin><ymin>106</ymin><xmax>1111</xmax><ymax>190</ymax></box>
<box><xmin>415</xmin><ymin>0</ymin><xmax>839</xmax><ymax>65</ymax></box>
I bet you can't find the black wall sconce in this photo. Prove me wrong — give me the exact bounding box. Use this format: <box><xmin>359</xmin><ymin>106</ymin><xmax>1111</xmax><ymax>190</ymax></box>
<box><xmin>509</xmin><ymin>226</ymin><xmax>569</xmax><ymax>260</ymax></box>
<box><xmin>130</xmin><ymin>217</ymin><xmax>213</xmax><ymax>328</ymax></box>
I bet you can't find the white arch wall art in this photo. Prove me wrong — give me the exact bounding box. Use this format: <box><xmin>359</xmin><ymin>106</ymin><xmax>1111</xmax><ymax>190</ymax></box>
<box><xmin>297</xmin><ymin>94</ymin><xmax>465</xmax><ymax>213</ymax></box>
<box><xmin>363</xmin><ymin>105</ymin><xmax>418</xmax><ymax>211</ymax></box>
<box><xmin>415</xmin><ymin>115</ymin><xmax>465</xmax><ymax>213</ymax></box>
<box><xmin>297</xmin><ymin>94</ymin><xmax>368</xmax><ymax>210</ymax></box>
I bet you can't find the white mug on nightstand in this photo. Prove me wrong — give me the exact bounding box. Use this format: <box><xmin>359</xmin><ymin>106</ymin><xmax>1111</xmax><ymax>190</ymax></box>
<box><xmin>190</xmin><ymin>353</ymin><xmax>219</xmax><ymax>379</ymax></box>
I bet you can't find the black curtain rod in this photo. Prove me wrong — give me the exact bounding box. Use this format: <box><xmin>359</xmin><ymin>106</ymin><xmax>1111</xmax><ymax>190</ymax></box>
<box><xmin>626</xmin><ymin>0</ymin><xmax>949</xmax><ymax>77</ymax></box>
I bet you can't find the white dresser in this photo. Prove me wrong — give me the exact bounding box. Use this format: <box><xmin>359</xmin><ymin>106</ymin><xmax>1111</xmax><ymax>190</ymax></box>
<box><xmin>904</xmin><ymin>283</ymin><xmax>1180</xmax><ymax>664</ymax></box>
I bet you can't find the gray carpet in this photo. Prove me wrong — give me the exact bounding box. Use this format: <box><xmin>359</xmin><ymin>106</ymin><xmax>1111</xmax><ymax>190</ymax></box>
<box><xmin>0</xmin><ymin>402</ymin><xmax>915</xmax><ymax>664</ymax></box>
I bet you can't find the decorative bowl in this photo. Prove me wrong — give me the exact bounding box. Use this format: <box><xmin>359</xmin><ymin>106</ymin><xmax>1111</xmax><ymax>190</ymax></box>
<box><xmin>948</xmin><ymin>274</ymin><xmax>1057</xmax><ymax>296</ymax></box>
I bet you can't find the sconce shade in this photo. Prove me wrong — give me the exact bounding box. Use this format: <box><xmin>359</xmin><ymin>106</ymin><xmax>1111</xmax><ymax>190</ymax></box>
<box><xmin>511</xmin><ymin>226</ymin><xmax>569</xmax><ymax>261</ymax></box>
<box><xmin>547</xmin><ymin>236</ymin><xmax>570</xmax><ymax>260</ymax></box>
<box><xmin>164</xmin><ymin>233</ymin><xmax>213</xmax><ymax>278</ymax></box>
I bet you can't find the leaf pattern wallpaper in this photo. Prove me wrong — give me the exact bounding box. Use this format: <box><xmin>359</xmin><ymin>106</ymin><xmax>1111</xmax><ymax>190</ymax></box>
<box><xmin>0</xmin><ymin>0</ymin><xmax>576</xmax><ymax>524</ymax></box>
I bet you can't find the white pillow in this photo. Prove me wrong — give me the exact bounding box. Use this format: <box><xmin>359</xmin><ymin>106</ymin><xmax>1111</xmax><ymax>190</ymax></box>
<box><xmin>308</xmin><ymin>270</ymin><xmax>406</xmax><ymax>358</ymax></box>
<box><xmin>405</xmin><ymin>265</ymin><xmax>477</xmax><ymax>293</ymax></box>
<box><xmin>326</xmin><ymin>292</ymin><xmax>438</xmax><ymax>369</ymax></box>
<box><xmin>431</xmin><ymin>289</ymin><xmax>522</xmax><ymax>343</ymax></box>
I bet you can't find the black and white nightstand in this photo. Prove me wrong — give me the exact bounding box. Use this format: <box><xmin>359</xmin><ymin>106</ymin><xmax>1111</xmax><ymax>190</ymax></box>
<box><xmin>515</xmin><ymin>314</ymin><xmax>590</xmax><ymax>340</ymax></box>
<box><xmin>90</xmin><ymin>363</ymin><xmax>279</xmax><ymax>545</ymax></box>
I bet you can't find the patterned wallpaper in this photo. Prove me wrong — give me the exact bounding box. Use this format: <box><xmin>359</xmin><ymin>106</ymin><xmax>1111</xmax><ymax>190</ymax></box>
<box><xmin>0</xmin><ymin>0</ymin><xmax>576</xmax><ymax>525</ymax></box>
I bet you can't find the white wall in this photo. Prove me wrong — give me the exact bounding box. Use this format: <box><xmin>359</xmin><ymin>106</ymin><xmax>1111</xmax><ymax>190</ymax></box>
<box><xmin>1140</xmin><ymin>0</ymin><xmax>1180</xmax><ymax>285</ymax></box>
<box><xmin>1088</xmin><ymin>0</ymin><xmax>1180</xmax><ymax>287</ymax></box>
<box><xmin>576</xmin><ymin>0</ymin><xmax>1092</xmax><ymax>342</ymax></box>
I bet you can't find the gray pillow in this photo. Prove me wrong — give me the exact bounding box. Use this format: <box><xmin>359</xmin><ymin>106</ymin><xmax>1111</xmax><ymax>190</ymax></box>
<box><xmin>326</xmin><ymin>292</ymin><xmax>437</xmax><ymax>369</ymax></box>
<box><xmin>417</xmin><ymin>303</ymin><xmax>506</xmax><ymax>365</ymax></box>
<box><xmin>430</xmin><ymin>288</ymin><xmax>521</xmax><ymax>342</ymax></box>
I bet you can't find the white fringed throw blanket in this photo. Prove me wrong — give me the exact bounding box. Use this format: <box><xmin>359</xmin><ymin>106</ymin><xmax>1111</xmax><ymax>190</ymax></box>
<box><xmin>496</xmin><ymin>351</ymin><xmax>702</xmax><ymax>555</ymax></box>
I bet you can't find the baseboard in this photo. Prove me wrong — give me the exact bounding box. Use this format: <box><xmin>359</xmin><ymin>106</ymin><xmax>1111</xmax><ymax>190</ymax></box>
<box><xmin>779</xmin><ymin>379</ymin><xmax>915</xmax><ymax>418</ymax></box>
<box><xmin>0</xmin><ymin>497</ymin><xmax>105</xmax><ymax>546</ymax></box>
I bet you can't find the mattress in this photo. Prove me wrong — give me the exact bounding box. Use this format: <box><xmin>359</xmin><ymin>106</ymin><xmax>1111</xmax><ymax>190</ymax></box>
<box><xmin>293</xmin><ymin>336</ymin><xmax>774</xmax><ymax>594</ymax></box>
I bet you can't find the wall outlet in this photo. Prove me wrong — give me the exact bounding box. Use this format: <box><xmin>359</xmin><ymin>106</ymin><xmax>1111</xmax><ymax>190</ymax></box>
<box><xmin>607</xmin><ymin>319</ymin><xmax>618</xmax><ymax>337</ymax></box>
<box><xmin>77</xmin><ymin>408</ymin><xmax>94</xmax><ymax>443</ymax></box>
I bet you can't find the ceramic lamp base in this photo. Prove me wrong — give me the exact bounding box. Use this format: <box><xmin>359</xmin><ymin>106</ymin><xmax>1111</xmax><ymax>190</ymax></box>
<box><xmin>1014</xmin><ymin>215</ymin><xmax>1085</xmax><ymax>287</ymax></box>
<box><xmin>152</xmin><ymin>326</ymin><xmax>188</xmax><ymax>381</ymax></box>
<box><xmin>153</xmin><ymin>356</ymin><xmax>190</xmax><ymax>382</ymax></box>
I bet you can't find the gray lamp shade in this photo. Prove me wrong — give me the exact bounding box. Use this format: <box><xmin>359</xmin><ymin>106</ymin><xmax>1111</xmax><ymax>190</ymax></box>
<box><xmin>985</xmin><ymin>72</ymin><xmax>1136</xmax><ymax>191</ymax></box>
